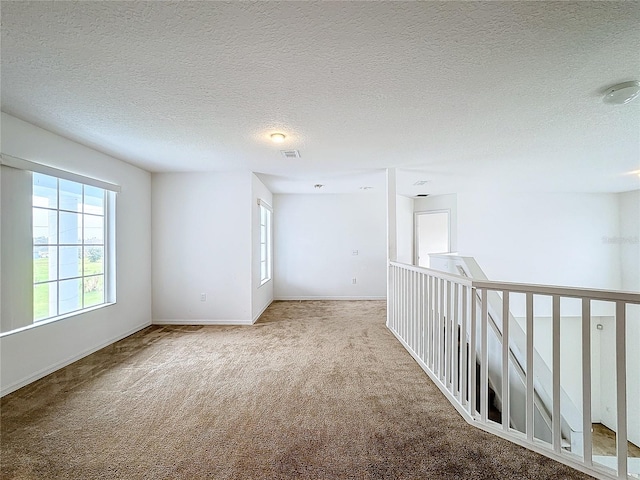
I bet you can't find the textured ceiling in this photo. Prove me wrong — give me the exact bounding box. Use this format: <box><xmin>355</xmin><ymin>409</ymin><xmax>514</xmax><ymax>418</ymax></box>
<box><xmin>1</xmin><ymin>1</ymin><xmax>639</xmax><ymax>194</ymax></box>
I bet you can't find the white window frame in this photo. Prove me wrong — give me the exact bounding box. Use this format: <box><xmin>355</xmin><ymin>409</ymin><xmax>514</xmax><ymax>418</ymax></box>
<box><xmin>258</xmin><ymin>199</ymin><xmax>272</xmax><ymax>286</ymax></box>
<box><xmin>0</xmin><ymin>154</ymin><xmax>119</xmax><ymax>329</ymax></box>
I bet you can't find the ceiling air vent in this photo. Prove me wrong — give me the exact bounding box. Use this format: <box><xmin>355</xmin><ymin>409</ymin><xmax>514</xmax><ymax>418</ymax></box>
<box><xmin>415</xmin><ymin>194</ymin><xmax>429</xmax><ymax>197</ymax></box>
<box><xmin>280</xmin><ymin>150</ymin><xmax>301</xmax><ymax>159</ymax></box>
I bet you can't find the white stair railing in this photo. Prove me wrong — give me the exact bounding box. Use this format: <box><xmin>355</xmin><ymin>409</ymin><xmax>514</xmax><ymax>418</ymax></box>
<box><xmin>388</xmin><ymin>261</ymin><xmax>640</xmax><ymax>480</ymax></box>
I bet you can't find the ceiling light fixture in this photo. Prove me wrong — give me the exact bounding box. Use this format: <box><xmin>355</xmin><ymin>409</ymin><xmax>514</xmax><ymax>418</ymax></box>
<box><xmin>270</xmin><ymin>133</ymin><xmax>286</xmax><ymax>143</ymax></box>
<box><xmin>603</xmin><ymin>81</ymin><xmax>640</xmax><ymax>105</ymax></box>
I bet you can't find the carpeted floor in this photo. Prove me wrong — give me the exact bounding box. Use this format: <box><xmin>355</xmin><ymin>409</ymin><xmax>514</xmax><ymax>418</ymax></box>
<box><xmin>1</xmin><ymin>300</ymin><xmax>591</xmax><ymax>479</ymax></box>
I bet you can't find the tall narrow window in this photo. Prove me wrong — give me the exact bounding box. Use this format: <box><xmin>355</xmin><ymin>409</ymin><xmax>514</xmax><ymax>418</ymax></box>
<box><xmin>33</xmin><ymin>173</ymin><xmax>109</xmax><ymax>320</ymax></box>
<box><xmin>259</xmin><ymin>202</ymin><xmax>272</xmax><ymax>285</ymax></box>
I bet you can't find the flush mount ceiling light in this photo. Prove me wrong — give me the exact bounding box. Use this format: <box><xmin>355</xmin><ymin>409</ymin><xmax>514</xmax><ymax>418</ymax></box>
<box><xmin>270</xmin><ymin>133</ymin><xmax>286</xmax><ymax>143</ymax></box>
<box><xmin>603</xmin><ymin>81</ymin><xmax>640</xmax><ymax>105</ymax></box>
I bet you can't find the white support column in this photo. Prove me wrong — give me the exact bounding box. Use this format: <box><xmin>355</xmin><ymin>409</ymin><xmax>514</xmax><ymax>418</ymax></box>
<box><xmin>386</xmin><ymin>168</ymin><xmax>397</xmax><ymax>328</ymax></box>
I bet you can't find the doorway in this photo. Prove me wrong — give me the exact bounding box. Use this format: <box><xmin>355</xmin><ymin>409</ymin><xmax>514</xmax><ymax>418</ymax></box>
<box><xmin>414</xmin><ymin>210</ymin><xmax>450</xmax><ymax>268</ymax></box>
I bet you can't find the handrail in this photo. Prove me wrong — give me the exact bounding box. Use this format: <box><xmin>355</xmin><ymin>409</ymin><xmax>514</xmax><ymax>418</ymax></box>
<box><xmin>472</xmin><ymin>280</ymin><xmax>640</xmax><ymax>304</ymax></box>
<box><xmin>389</xmin><ymin>261</ymin><xmax>472</xmax><ymax>285</ymax></box>
<box><xmin>390</xmin><ymin>261</ymin><xmax>640</xmax><ymax>303</ymax></box>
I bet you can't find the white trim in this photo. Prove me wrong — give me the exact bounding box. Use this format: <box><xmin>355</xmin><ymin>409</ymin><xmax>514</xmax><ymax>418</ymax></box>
<box><xmin>0</xmin><ymin>303</ymin><xmax>117</xmax><ymax>338</ymax></box>
<box><xmin>0</xmin><ymin>321</ymin><xmax>150</xmax><ymax>397</ymax></box>
<box><xmin>275</xmin><ymin>296</ymin><xmax>387</xmax><ymax>301</ymax></box>
<box><xmin>152</xmin><ymin>319</ymin><xmax>254</xmax><ymax>326</ymax></box>
<box><xmin>252</xmin><ymin>299</ymin><xmax>273</xmax><ymax>324</ymax></box>
<box><xmin>413</xmin><ymin>209</ymin><xmax>451</xmax><ymax>266</ymax></box>
<box><xmin>257</xmin><ymin>198</ymin><xmax>273</xmax><ymax>211</ymax></box>
<box><xmin>1</xmin><ymin>153</ymin><xmax>121</xmax><ymax>193</ymax></box>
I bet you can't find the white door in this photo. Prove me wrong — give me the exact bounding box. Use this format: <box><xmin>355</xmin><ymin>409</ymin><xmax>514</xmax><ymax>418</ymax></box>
<box><xmin>415</xmin><ymin>211</ymin><xmax>450</xmax><ymax>268</ymax></box>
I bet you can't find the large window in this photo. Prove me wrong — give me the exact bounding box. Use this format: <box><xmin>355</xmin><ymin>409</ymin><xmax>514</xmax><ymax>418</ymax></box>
<box><xmin>259</xmin><ymin>202</ymin><xmax>272</xmax><ymax>285</ymax></box>
<box><xmin>32</xmin><ymin>173</ymin><xmax>108</xmax><ymax>320</ymax></box>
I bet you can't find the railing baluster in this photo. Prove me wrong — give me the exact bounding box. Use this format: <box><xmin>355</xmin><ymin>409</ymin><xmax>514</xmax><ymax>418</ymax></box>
<box><xmin>446</xmin><ymin>280</ymin><xmax>453</xmax><ymax>389</ymax></box>
<box><xmin>439</xmin><ymin>278</ymin><xmax>445</xmax><ymax>382</ymax></box>
<box><xmin>615</xmin><ymin>301</ymin><xmax>627</xmax><ymax>479</ymax></box>
<box><xmin>581</xmin><ymin>298</ymin><xmax>592</xmax><ymax>467</ymax></box>
<box><xmin>427</xmin><ymin>274</ymin><xmax>432</xmax><ymax>368</ymax></box>
<box><xmin>412</xmin><ymin>272</ymin><xmax>420</xmax><ymax>353</ymax></box>
<box><xmin>502</xmin><ymin>290</ymin><xmax>510</xmax><ymax>432</ymax></box>
<box><xmin>552</xmin><ymin>295</ymin><xmax>561</xmax><ymax>453</ymax></box>
<box><xmin>453</xmin><ymin>283</ymin><xmax>460</xmax><ymax>400</ymax></box>
<box><xmin>461</xmin><ymin>285</ymin><xmax>468</xmax><ymax>407</ymax></box>
<box><xmin>430</xmin><ymin>274</ymin><xmax>435</xmax><ymax>370</ymax></box>
<box><xmin>403</xmin><ymin>269</ymin><xmax>407</xmax><ymax>340</ymax></box>
<box><xmin>481</xmin><ymin>288</ymin><xmax>488</xmax><ymax>423</ymax></box>
<box><xmin>410</xmin><ymin>271</ymin><xmax>414</xmax><ymax>350</ymax></box>
<box><xmin>435</xmin><ymin>277</ymin><xmax>441</xmax><ymax>377</ymax></box>
<box><xmin>470</xmin><ymin>286</ymin><xmax>477</xmax><ymax>417</ymax></box>
<box><xmin>526</xmin><ymin>292</ymin><xmax>534</xmax><ymax>441</ymax></box>
<box><xmin>420</xmin><ymin>273</ymin><xmax>425</xmax><ymax>362</ymax></box>
<box><xmin>416</xmin><ymin>273</ymin><xmax>420</xmax><ymax>357</ymax></box>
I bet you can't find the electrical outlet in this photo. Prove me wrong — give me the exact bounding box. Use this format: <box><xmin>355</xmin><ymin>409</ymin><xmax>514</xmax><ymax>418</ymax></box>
<box><xmin>352</xmin><ymin>250</ymin><xmax>359</xmax><ymax>256</ymax></box>
<box><xmin>200</xmin><ymin>293</ymin><xmax>207</xmax><ymax>302</ymax></box>
<box><xmin>352</xmin><ymin>278</ymin><xmax>357</xmax><ymax>284</ymax></box>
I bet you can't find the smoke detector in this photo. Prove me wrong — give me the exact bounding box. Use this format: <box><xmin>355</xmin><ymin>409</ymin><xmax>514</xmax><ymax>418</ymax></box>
<box><xmin>280</xmin><ymin>150</ymin><xmax>301</xmax><ymax>159</ymax></box>
<box><xmin>603</xmin><ymin>81</ymin><xmax>640</xmax><ymax>105</ymax></box>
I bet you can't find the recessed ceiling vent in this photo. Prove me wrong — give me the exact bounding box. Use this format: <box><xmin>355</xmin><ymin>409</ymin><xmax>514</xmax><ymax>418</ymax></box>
<box><xmin>415</xmin><ymin>194</ymin><xmax>429</xmax><ymax>197</ymax></box>
<box><xmin>280</xmin><ymin>150</ymin><xmax>301</xmax><ymax>159</ymax></box>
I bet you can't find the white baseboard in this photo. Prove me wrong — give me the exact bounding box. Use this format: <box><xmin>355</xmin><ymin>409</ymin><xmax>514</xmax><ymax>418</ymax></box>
<box><xmin>1</xmin><ymin>321</ymin><xmax>151</xmax><ymax>397</ymax></box>
<box><xmin>152</xmin><ymin>319</ymin><xmax>254</xmax><ymax>326</ymax></box>
<box><xmin>252</xmin><ymin>299</ymin><xmax>273</xmax><ymax>324</ymax></box>
<box><xmin>275</xmin><ymin>296</ymin><xmax>387</xmax><ymax>301</ymax></box>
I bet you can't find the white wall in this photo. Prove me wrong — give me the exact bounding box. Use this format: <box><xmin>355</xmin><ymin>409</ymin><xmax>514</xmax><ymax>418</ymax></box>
<box><xmin>151</xmin><ymin>172</ymin><xmax>252</xmax><ymax>324</ymax></box>
<box><xmin>455</xmin><ymin>191</ymin><xmax>639</xmax><ymax>445</ymax></box>
<box><xmin>274</xmin><ymin>193</ymin><xmax>387</xmax><ymax>300</ymax></box>
<box><xmin>1</xmin><ymin>166</ymin><xmax>32</xmax><ymax>332</ymax></box>
<box><xmin>0</xmin><ymin>113</ymin><xmax>152</xmax><ymax>396</ymax></box>
<box><xmin>457</xmin><ymin>192</ymin><xmax>620</xmax><ymax>290</ymax></box>
<box><xmin>396</xmin><ymin>195</ymin><xmax>414</xmax><ymax>264</ymax></box>
<box><xmin>251</xmin><ymin>174</ymin><xmax>273</xmax><ymax>322</ymax></box>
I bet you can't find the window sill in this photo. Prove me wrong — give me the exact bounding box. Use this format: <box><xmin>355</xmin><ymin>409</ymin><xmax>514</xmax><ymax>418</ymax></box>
<box><xmin>259</xmin><ymin>278</ymin><xmax>272</xmax><ymax>288</ymax></box>
<box><xmin>0</xmin><ymin>302</ymin><xmax>116</xmax><ymax>338</ymax></box>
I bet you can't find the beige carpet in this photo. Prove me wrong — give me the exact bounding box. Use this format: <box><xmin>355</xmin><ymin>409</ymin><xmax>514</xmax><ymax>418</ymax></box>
<box><xmin>1</xmin><ymin>300</ymin><xmax>590</xmax><ymax>479</ymax></box>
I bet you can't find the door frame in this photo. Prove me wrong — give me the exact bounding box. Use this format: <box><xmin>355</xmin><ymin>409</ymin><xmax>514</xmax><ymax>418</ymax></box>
<box><xmin>413</xmin><ymin>209</ymin><xmax>451</xmax><ymax>266</ymax></box>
